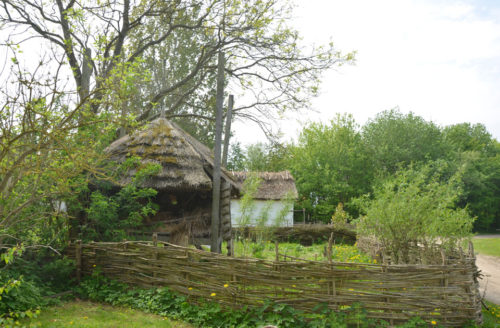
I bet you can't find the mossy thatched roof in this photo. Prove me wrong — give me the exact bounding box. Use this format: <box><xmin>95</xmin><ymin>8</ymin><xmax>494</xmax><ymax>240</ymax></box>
<box><xmin>231</xmin><ymin>171</ymin><xmax>298</xmax><ymax>200</ymax></box>
<box><xmin>105</xmin><ymin>118</ymin><xmax>240</xmax><ymax>192</ymax></box>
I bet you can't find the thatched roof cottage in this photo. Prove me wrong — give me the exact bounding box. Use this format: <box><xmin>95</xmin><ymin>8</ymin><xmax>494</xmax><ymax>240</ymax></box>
<box><xmin>230</xmin><ymin>171</ymin><xmax>298</xmax><ymax>227</ymax></box>
<box><xmin>105</xmin><ymin>117</ymin><xmax>240</xmax><ymax>246</ymax></box>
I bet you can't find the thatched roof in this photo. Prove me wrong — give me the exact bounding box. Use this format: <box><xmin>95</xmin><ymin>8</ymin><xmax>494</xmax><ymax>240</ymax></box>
<box><xmin>105</xmin><ymin>118</ymin><xmax>240</xmax><ymax>192</ymax></box>
<box><xmin>231</xmin><ymin>171</ymin><xmax>298</xmax><ymax>200</ymax></box>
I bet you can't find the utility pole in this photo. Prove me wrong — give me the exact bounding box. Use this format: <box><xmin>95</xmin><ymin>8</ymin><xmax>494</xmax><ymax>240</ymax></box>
<box><xmin>211</xmin><ymin>51</ymin><xmax>225</xmax><ymax>253</ymax></box>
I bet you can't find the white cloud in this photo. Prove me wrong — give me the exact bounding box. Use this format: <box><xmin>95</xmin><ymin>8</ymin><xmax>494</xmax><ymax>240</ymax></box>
<box><xmin>234</xmin><ymin>0</ymin><xmax>500</xmax><ymax>145</ymax></box>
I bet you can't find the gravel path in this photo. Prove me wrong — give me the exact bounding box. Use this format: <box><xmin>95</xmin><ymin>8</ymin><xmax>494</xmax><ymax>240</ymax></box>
<box><xmin>475</xmin><ymin>243</ymin><xmax>500</xmax><ymax>305</ymax></box>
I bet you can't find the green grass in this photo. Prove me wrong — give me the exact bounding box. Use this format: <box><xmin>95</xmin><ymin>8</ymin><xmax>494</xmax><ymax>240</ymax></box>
<box><xmin>224</xmin><ymin>240</ymin><xmax>374</xmax><ymax>263</ymax></box>
<box><xmin>26</xmin><ymin>297</ymin><xmax>499</xmax><ymax>328</ymax></box>
<box><xmin>482</xmin><ymin>301</ymin><xmax>500</xmax><ymax>327</ymax></box>
<box><xmin>473</xmin><ymin>238</ymin><xmax>500</xmax><ymax>258</ymax></box>
<box><xmin>25</xmin><ymin>300</ymin><xmax>192</xmax><ymax>328</ymax></box>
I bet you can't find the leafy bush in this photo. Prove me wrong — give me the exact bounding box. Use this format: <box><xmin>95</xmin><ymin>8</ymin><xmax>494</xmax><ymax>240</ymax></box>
<box><xmin>0</xmin><ymin>246</ymin><xmax>76</xmax><ymax>327</ymax></box>
<box><xmin>355</xmin><ymin>163</ymin><xmax>474</xmax><ymax>263</ymax></box>
<box><xmin>6</xmin><ymin>252</ymin><xmax>75</xmax><ymax>294</ymax></box>
<box><xmin>75</xmin><ymin>271</ymin><xmax>390</xmax><ymax>328</ymax></box>
<box><xmin>77</xmin><ymin>158</ymin><xmax>161</xmax><ymax>242</ymax></box>
<box><xmin>331</xmin><ymin>203</ymin><xmax>350</xmax><ymax>228</ymax></box>
<box><xmin>0</xmin><ymin>246</ymin><xmax>43</xmax><ymax>327</ymax></box>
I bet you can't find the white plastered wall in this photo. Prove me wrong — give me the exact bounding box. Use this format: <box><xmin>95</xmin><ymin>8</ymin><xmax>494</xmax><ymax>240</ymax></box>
<box><xmin>231</xmin><ymin>199</ymin><xmax>294</xmax><ymax>227</ymax></box>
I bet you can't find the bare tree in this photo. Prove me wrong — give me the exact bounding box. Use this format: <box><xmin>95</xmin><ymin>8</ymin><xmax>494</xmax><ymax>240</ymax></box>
<box><xmin>1</xmin><ymin>0</ymin><xmax>353</xmax><ymax>138</ymax></box>
<box><xmin>0</xmin><ymin>45</ymin><xmax>119</xmax><ymax>246</ymax></box>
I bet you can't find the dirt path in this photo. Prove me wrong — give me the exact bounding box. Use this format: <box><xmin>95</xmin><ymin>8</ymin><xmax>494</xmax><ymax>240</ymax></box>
<box><xmin>476</xmin><ymin>254</ymin><xmax>500</xmax><ymax>305</ymax></box>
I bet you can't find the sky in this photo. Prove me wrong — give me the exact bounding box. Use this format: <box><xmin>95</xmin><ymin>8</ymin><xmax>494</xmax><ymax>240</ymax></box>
<box><xmin>232</xmin><ymin>0</ymin><xmax>500</xmax><ymax>146</ymax></box>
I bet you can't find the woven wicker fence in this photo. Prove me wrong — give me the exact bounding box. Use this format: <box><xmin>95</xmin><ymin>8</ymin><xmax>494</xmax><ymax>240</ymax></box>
<box><xmin>67</xmin><ymin>240</ymin><xmax>482</xmax><ymax>327</ymax></box>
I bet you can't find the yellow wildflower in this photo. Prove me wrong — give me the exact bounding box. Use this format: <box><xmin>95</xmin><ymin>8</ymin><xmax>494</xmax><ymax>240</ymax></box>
<box><xmin>223</xmin><ymin>284</ymin><xmax>229</xmax><ymax>288</ymax></box>
<box><xmin>188</xmin><ymin>287</ymin><xmax>193</xmax><ymax>290</ymax></box>
<box><xmin>292</xmin><ymin>285</ymin><xmax>296</xmax><ymax>287</ymax></box>
<box><xmin>210</xmin><ymin>292</ymin><xmax>216</xmax><ymax>297</ymax></box>
<box><xmin>431</xmin><ymin>320</ymin><xmax>437</xmax><ymax>325</ymax></box>
<box><xmin>92</xmin><ymin>264</ymin><xmax>96</xmax><ymax>268</ymax></box>
<box><xmin>373</xmin><ymin>259</ymin><xmax>377</xmax><ymax>264</ymax></box>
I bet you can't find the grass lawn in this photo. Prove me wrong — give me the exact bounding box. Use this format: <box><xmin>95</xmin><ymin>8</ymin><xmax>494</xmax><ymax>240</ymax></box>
<box><xmin>473</xmin><ymin>238</ymin><xmax>500</xmax><ymax>258</ymax></box>
<box><xmin>482</xmin><ymin>301</ymin><xmax>500</xmax><ymax>327</ymax></box>
<box><xmin>25</xmin><ymin>298</ymin><xmax>499</xmax><ymax>328</ymax></box>
<box><xmin>25</xmin><ymin>300</ymin><xmax>192</xmax><ymax>328</ymax></box>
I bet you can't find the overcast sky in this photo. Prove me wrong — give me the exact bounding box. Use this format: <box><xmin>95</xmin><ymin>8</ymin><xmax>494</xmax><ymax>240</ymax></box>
<box><xmin>233</xmin><ymin>0</ymin><xmax>500</xmax><ymax>145</ymax></box>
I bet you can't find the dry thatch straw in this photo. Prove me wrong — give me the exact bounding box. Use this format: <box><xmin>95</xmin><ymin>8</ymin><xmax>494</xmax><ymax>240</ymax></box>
<box><xmin>231</xmin><ymin>171</ymin><xmax>298</xmax><ymax>200</ymax></box>
<box><xmin>68</xmin><ymin>240</ymin><xmax>483</xmax><ymax>327</ymax></box>
<box><xmin>105</xmin><ymin>118</ymin><xmax>240</xmax><ymax>192</ymax></box>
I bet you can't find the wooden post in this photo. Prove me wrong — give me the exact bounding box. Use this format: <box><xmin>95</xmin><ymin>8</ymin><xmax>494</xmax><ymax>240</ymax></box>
<box><xmin>275</xmin><ymin>240</ymin><xmax>279</xmax><ymax>262</ymax></box>
<box><xmin>211</xmin><ymin>51</ymin><xmax>225</xmax><ymax>254</ymax></box>
<box><xmin>327</xmin><ymin>233</ymin><xmax>333</xmax><ymax>296</ymax></box>
<box><xmin>152</xmin><ymin>232</ymin><xmax>158</xmax><ymax>247</ymax></box>
<box><xmin>222</xmin><ymin>95</ymin><xmax>234</xmax><ymax>167</ymax></box>
<box><xmin>221</xmin><ymin>95</ymin><xmax>234</xmax><ymax>257</ymax></box>
<box><xmin>468</xmin><ymin>240</ymin><xmax>475</xmax><ymax>258</ymax></box>
<box><xmin>302</xmin><ymin>208</ymin><xmax>306</xmax><ymax>224</ymax></box>
<box><xmin>75</xmin><ymin>240</ymin><xmax>82</xmax><ymax>283</ymax></box>
<box><xmin>327</xmin><ymin>232</ymin><xmax>333</xmax><ymax>262</ymax></box>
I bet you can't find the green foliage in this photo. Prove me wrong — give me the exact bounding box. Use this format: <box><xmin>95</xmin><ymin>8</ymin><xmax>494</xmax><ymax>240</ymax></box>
<box><xmin>75</xmin><ymin>272</ymin><xmax>392</xmax><ymax>328</ymax></box>
<box><xmin>74</xmin><ymin>270</ymin><xmax>490</xmax><ymax>327</ymax></box>
<box><xmin>0</xmin><ymin>251</ymin><xmax>75</xmax><ymax>325</ymax></box>
<box><xmin>355</xmin><ymin>163</ymin><xmax>474</xmax><ymax>263</ymax></box>
<box><xmin>454</xmin><ymin>151</ymin><xmax>500</xmax><ymax>231</ymax></box>
<box><xmin>6</xmin><ymin>252</ymin><xmax>75</xmax><ymax>295</ymax></box>
<box><xmin>331</xmin><ymin>203</ymin><xmax>350</xmax><ymax>229</ymax></box>
<box><xmin>279</xmin><ymin>109</ymin><xmax>500</xmax><ymax>232</ymax></box>
<box><xmin>440</xmin><ymin>124</ymin><xmax>500</xmax><ymax>232</ymax></box>
<box><xmin>234</xmin><ymin>174</ymin><xmax>261</xmax><ymax>256</ymax></box>
<box><xmin>362</xmin><ymin>108</ymin><xmax>445</xmax><ymax>175</ymax></box>
<box><xmin>482</xmin><ymin>301</ymin><xmax>500</xmax><ymax>328</ymax></box>
<box><xmin>227</xmin><ymin>141</ymin><xmax>292</xmax><ymax>172</ymax></box>
<box><xmin>235</xmin><ymin>173</ymin><xmax>261</xmax><ymax>228</ymax></box>
<box><xmin>290</xmin><ymin>114</ymin><xmax>373</xmax><ymax>222</ymax></box>
<box><xmin>0</xmin><ymin>246</ymin><xmax>46</xmax><ymax>328</ymax></box>
<box><xmin>226</xmin><ymin>141</ymin><xmax>246</xmax><ymax>171</ymax></box>
<box><xmin>228</xmin><ymin>240</ymin><xmax>373</xmax><ymax>263</ymax></box>
<box><xmin>78</xmin><ymin>161</ymin><xmax>160</xmax><ymax>242</ymax></box>
<box><xmin>244</xmin><ymin>143</ymin><xmax>270</xmax><ymax>171</ymax></box>
<box><xmin>443</xmin><ymin>123</ymin><xmax>496</xmax><ymax>154</ymax></box>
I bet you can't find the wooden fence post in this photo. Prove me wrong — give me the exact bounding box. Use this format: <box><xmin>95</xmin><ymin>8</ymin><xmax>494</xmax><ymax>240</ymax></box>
<box><xmin>75</xmin><ymin>240</ymin><xmax>82</xmax><ymax>283</ymax></box>
<box><xmin>152</xmin><ymin>232</ymin><xmax>158</xmax><ymax>247</ymax></box>
<box><xmin>327</xmin><ymin>233</ymin><xmax>336</xmax><ymax>299</ymax></box>
<box><xmin>440</xmin><ymin>248</ymin><xmax>448</xmax><ymax>325</ymax></box>
<box><xmin>275</xmin><ymin>240</ymin><xmax>279</xmax><ymax>262</ymax></box>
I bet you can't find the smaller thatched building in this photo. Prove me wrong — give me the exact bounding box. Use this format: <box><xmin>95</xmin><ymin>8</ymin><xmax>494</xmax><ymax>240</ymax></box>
<box><xmin>104</xmin><ymin>117</ymin><xmax>240</xmax><ymax>246</ymax></box>
<box><xmin>230</xmin><ymin>171</ymin><xmax>298</xmax><ymax>227</ymax></box>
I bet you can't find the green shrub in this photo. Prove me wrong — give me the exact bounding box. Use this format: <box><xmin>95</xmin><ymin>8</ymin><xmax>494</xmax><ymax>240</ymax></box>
<box><xmin>7</xmin><ymin>252</ymin><xmax>75</xmax><ymax>294</ymax></box>
<box><xmin>74</xmin><ymin>270</ymin><xmax>468</xmax><ymax>328</ymax></box>
<box><xmin>0</xmin><ymin>246</ymin><xmax>43</xmax><ymax>327</ymax></box>
<box><xmin>355</xmin><ymin>163</ymin><xmax>474</xmax><ymax>263</ymax></box>
<box><xmin>77</xmin><ymin>159</ymin><xmax>161</xmax><ymax>242</ymax></box>
<box><xmin>0</xmin><ymin>246</ymin><xmax>76</xmax><ymax>328</ymax></box>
